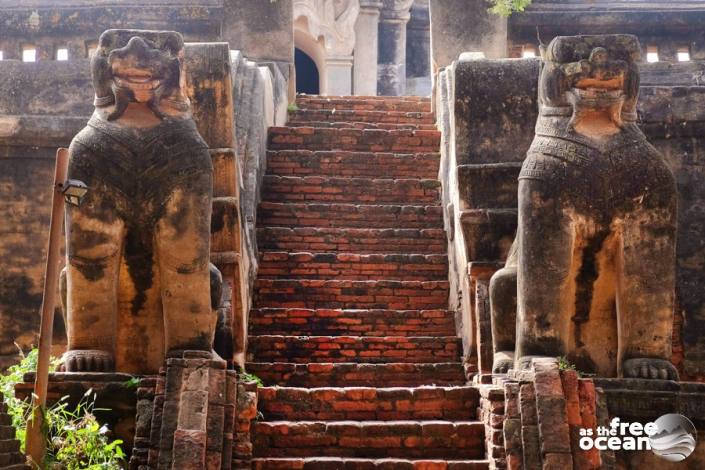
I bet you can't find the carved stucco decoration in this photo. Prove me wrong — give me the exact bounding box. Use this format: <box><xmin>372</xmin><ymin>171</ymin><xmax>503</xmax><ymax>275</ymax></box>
<box><xmin>381</xmin><ymin>0</ymin><xmax>415</xmax><ymax>21</ymax></box>
<box><xmin>294</xmin><ymin>0</ymin><xmax>360</xmax><ymax>56</ymax></box>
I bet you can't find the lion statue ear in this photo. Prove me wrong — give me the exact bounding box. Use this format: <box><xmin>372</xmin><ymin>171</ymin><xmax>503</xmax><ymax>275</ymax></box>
<box><xmin>91</xmin><ymin>52</ymin><xmax>115</xmax><ymax>108</ymax></box>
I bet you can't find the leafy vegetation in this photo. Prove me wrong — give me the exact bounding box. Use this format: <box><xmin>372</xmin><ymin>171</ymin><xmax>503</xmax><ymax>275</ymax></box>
<box><xmin>0</xmin><ymin>349</ymin><xmax>125</xmax><ymax>469</ymax></box>
<box><xmin>44</xmin><ymin>392</ymin><xmax>126</xmax><ymax>469</ymax></box>
<box><xmin>123</xmin><ymin>377</ymin><xmax>140</xmax><ymax>390</ymax></box>
<box><xmin>287</xmin><ymin>102</ymin><xmax>300</xmax><ymax>112</ymax></box>
<box><xmin>557</xmin><ymin>356</ymin><xmax>595</xmax><ymax>378</ymax></box>
<box><xmin>240</xmin><ymin>372</ymin><xmax>263</xmax><ymax>387</ymax></box>
<box><xmin>489</xmin><ymin>0</ymin><xmax>533</xmax><ymax>17</ymax></box>
<box><xmin>557</xmin><ymin>355</ymin><xmax>577</xmax><ymax>372</ymax></box>
<box><xmin>0</xmin><ymin>348</ymin><xmax>61</xmax><ymax>448</ymax></box>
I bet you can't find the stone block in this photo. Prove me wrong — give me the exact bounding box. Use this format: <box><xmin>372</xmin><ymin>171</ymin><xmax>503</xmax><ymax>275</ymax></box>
<box><xmin>430</xmin><ymin>0</ymin><xmax>507</xmax><ymax>69</ymax></box>
<box><xmin>221</xmin><ymin>0</ymin><xmax>293</xmax><ymax>63</ymax></box>
<box><xmin>184</xmin><ymin>42</ymin><xmax>235</xmax><ymax>149</ymax></box>
<box><xmin>504</xmin><ymin>382</ymin><xmax>520</xmax><ymax>419</ymax></box>
<box><xmin>449</xmin><ymin>57</ymin><xmax>539</xmax><ymax>165</ymax></box>
<box><xmin>521</xmin><ymin>424</ymin><xmax>542</xmax><ymax>470</ymax></box>
<box><xmin>542</xmin><ymin>452</ymin><xmax>574</xmax><ymax>470</ymax></box>
<box><xmin>561</xmin><ymin>370</ymin><xmax>581</xmax><ymax>426</ymax></box>
<box><xmin>211</xmin><ymin>149</ymin><xmax>239</xmax><ymax>198</ymax></box>
<box><xmin>172</xmin><ymin>429</ymin><xmax>207</xmax><ymax>468</ymax></box>
<box><xmin>519</xmin><ymin>383</ymin><xmax>537</xmax><ymax>426</ymax></box>
<box><xmin>577</xmin><ymin>380</ymin><xmax>597</xmax><ymax>430</ymax></box>
<box><xmin>536</xmin><ymin>395</ymin><xmax>571</xmax><ymax>454</ymax></box>
<box><xmin>208</xmin><ymin>364</ymin><xmax>227</xmax><ymax>406</ymax></box>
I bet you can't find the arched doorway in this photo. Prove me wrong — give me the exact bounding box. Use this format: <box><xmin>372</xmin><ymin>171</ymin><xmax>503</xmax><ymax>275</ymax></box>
<box><xmin>295</xmin><ymin>48</ymin><xmax>320</xmax><ymax>95</ymax></box>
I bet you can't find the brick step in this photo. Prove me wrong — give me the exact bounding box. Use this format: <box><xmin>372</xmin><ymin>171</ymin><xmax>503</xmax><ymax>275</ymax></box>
<box><xmin>254</xmin><ymin>279</ymin><xmax>449</xmax><ymax>309</ymax></box>
<box><xmin>252</xmin><ymin>420</ymin><xmax>484</xmax><ymax>458</ymax></box>
<box><xmin>0</xmin><ymin>439</ymin><xmax>20</xmax><ymax>453</ymax></box>
<box><xmin>249</xmin><ymin>308</ymin><xmax>455</xmax><ymax>338</ymax></box>
<box><xmin>266</xmin><ymin>150</ymin><xmax>440</xmax><ymax>179</ymax></box>
<box><xmin>257</xmin><ymin>227</ymin><xmax>446</xmax><ymax>254</ymax></box>
<box><xmin>289</xmin><ymin>109</ymin><xmax>434</xmax><ymax>125</ymax></box>
<box><xmin>257</xmin><ymin>202</ymin><xmax>443</xmax><ymax>229</ymax></box>
<box><xmin>258</xmin><ymin>252</ymin><xmax>448</xmax><ymax>281</ymax></box>
<box><xmin>0</xmin><ymin>452</ymin><xmax>24</xmax><ymax>466</ymax></box>
<box><xmin>295</xmin><ymin>96</ymin><xmax>431</xmax><ymax>113</ymax></box>
<box><xmin>0</xmin><ymin>426</ymin><xmax>16</xmax><ymax>441</ymax></box>
<box><xmin>252</xmin><ymin>457</ymin><xmax>489</xmax><ymax>469</ymax></box>
<box><xmin>261</xmin><ymin>176</ymin><xmax>441</xmax><ymax>205</ymax></box>
<box><xmin>287</xmin><ymin>120</ymin><xmax>437</xmax><ymax>131</ymax></box>
<box><xmin>268</xmin><ymin>127</ymin><xmax>440</xmax><ymax>153</ymax></box>
<box><xmin>257</xmin><ymin>386</ymin><xmax>479</xmax><ymax>421</ymax></box>
<box><xmin>248</xmin><ymin>335</ymin><xmax>461</xmax><ymax>364</ymax></box>
<box><xmin>245</xmin><ymin>362</ymin><xmax>466</xmax><ymax>387</ymax></box>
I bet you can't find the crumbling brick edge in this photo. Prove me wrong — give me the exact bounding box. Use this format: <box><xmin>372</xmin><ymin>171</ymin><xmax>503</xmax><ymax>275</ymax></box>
<box><xmin>128</xmin><ymin>351</ymin><xmax>258</xmax><ymax>470</ymax></box>
<box><xmin>475</xmin><ymin>358</ymin><xmax>614</xmax><ymax>470</ymax></box>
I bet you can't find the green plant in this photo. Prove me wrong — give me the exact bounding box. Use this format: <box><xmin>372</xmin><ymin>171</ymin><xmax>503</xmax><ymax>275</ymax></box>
<box><xmin>287</xmin><ymin>102</ymin><xmax>299</xmax><ymax>112</ymax></box>
<box><xmin>0</xmin><ymin>348</ymin><xmax>61</xmax><ymax>448</ymax></box>
<box><xmin>557</xmin><ymin>355</ymin><xmax>577</xmax><ymax>372</ymax></box>
<box><xmin>123</xmin><ymin>377</ymin><xmax>140</xmax><ymax>389</ymax></box>
<box><xmin>240</xmin><ymin>372</ymin><xmax>263</xmax><ymax>387</ymax></box>
<box><xmin>45</xmin><ymin>391</ymin><xmax>125</xmax><ymax>469</ymax></box>
<box><xmin>557</xmin><ymin>356</ymin><xmax>595</xmax><ymax>378</ymax></box>
<box><xmin>0</xmin><ymin>349</ymin><xmax>125</xmax><ymax>469</ymax></box>
<box><xmin>489</xmin><ymin>0</ymin><xmax>533</xmax><ymax>17</ymax></box>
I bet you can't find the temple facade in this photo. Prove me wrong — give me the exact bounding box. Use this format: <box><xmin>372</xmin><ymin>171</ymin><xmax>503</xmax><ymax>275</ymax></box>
<box><xmin>1</xmin><ymin>1</ymin><xmax>705</xmax><ymax>469</ymax></box>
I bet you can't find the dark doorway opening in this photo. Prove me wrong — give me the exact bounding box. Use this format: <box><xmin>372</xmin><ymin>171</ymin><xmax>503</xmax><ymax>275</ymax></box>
<box><xmin>295</xmin><ymin>48</ymin><xmax>320</xmax><ymax>95</ymax></box>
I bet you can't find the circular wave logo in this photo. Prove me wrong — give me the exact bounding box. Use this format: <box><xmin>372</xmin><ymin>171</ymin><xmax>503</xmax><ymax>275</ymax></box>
<box><xmin>649</xmin><ymin>414</ymin><xmax>697</xmax><ymax>462</ymax></box>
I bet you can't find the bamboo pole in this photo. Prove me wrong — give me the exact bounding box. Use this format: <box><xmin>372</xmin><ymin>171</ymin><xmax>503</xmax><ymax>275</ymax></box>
<box><xmin>25</xmin><ymin>148</ymin><xmax>69</xmax><ymax>467</ymax></box>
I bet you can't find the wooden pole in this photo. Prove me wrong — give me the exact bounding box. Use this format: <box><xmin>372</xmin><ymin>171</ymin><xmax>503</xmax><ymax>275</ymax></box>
<box><xmin>25</xmin><ymin>148</ymin><xmax>69</xmax><ymax>467</ymax></box>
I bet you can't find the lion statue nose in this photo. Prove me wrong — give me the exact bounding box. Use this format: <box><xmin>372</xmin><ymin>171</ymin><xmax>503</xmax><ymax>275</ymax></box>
<box><xmin>124</xmin><ymin>36</ymin><xmax>150</xmax><ymax>55</ymax></box>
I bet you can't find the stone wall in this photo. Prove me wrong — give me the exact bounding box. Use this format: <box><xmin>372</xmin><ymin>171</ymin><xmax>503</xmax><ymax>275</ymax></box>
<box><xmin>429</xmin><ymin>0</ymin><xmax>507</xmax><ymax>74</ymax></box>
<box><xmin>0</xmin><ymin>45</ymin><xmax>287</xmax><ymax>368</ymax></box>
<box><xmin>0</xmin><ymin>0</ymin><xmax>293</xmax><ymax>66</ymax></box>
<box><xmin>510</xmin><ymin>0</ymin><xmax>705</xmax><ymax>60</ymax></box>
<box><xmin>439</xmin><ymin>57</ymin><xmax>705</xmax><ymax>381</ymax></box>
<box><xmin>0</xmin><ymin>59</ymin><xmax>92</xmax><ymax>366</ymax></box>
<box><xmin>430</xmin><ymin>0</ymin><xmax>705</xmax><ymax>63</ymax></box>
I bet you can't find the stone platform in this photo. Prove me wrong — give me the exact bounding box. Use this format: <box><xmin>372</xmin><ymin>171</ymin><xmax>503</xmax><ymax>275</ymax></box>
<box><xmin>594</xmin><ymin>378</ymin><xmax>705</xmax><ymax>424</ymax></box>
<box><xmin>478</xmin><ymin>362</ymin><xmax>705</xmax><ymax>469</ymax></box>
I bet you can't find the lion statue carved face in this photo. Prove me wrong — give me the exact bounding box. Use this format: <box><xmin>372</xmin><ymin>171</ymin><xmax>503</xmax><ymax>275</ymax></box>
<box><xmin>91</xmin><ymin>29</ymin><xmax>189</xmax><ymax>121</ymax></box>
<box><xmin>538</xmin><ymin>34</ymin><xmax>642</xmax><ymax>128</ymax></box>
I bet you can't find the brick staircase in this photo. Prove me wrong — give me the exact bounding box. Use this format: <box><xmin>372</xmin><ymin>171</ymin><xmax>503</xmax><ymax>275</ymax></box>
<box><xmin>0</xmin><ymin>402</ymin><xmax>29</xmax><ymax>469</ymax></box>
<box><xmin>247</xmin><ymin>96</ymin><xmax>488</xmax><ymax>469</ymax></box>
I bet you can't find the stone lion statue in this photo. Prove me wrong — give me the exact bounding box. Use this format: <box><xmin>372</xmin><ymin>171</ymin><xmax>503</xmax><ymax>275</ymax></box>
<box><xmin>491</xmin><ymin>35</ymin><xmax>678</xmax><ymax>380</ymax></box>
<box><xmin>62</xmin><ymin>30</ymin><xmax>219</xmax><ymax>374</ymax></box>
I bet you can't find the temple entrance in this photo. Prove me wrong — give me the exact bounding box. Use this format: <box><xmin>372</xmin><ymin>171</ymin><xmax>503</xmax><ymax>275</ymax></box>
<box><xmin>295</xmin><ymin>48</ymin><xmax>320</xmax><ymax>94</ymax></box>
